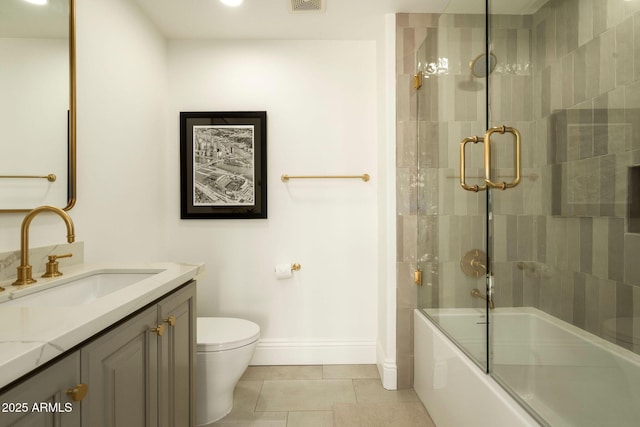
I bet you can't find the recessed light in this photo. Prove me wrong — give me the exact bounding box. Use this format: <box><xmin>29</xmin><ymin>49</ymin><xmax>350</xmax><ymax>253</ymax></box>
<box><xmin>219</xmin><ymin>0</ymin><xmax>243</xmax><ymax>6</ymax></box>
<box><xmin>24</xmin><ymin>0</ymin><xmax>48</xmax><ymax>5</ymax></box>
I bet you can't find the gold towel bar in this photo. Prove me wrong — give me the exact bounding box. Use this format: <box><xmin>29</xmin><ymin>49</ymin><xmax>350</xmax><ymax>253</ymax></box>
<box><xmin>0</xmin><ymin>174</ymin><xmax>56</xmax><ymax>182</ymax></box>
<box><xmin>281</xmin><ymin>174</ymin><xmax>370</xmax><ymax>182</ymax></box>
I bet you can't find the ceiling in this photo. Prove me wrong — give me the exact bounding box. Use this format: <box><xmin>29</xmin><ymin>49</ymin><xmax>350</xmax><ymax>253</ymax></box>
<box><xmin>131</xmin><ymin>0</ymin><xmax>549</xmax><ymax>40</ymax></box>
<box><xmin>0</xmin><ymin>0</ymin><xmax>550</xmax><ymax>40</ymax></box>
<box><xmin>0</xmin><ymin>0</ymin><xmax>68</xmax><ymax>38</ymax></box>
<box><xmin>132</xmin><ymin>0</ymin><xmax>451</xmax><ymax>40</ymax></box>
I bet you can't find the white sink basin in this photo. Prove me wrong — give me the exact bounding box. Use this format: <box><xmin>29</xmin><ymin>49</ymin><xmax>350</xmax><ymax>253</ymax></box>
<box><xmin>2</xmin><ymin>270</ymin><xmax>161</xmax><ymax>307</ymax></box>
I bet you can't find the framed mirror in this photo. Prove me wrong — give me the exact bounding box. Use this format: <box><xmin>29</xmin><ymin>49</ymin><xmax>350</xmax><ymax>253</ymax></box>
<box><xmin>0</xmin><ymin>0</ymin><xmax>76</xmax><ymax>212</ymax></box>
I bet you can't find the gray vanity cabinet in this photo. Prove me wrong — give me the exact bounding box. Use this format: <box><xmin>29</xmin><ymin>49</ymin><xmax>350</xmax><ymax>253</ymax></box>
<box><xmin>0</xmin><ymin>352</ymin><xmax>82</xmax><ymax>426</ymax></box>
<box><xmin>80</xmin><ymin>305</ymin><xmax>160</xmax><ymax>426</ymax></box>
<box><xmin>158</xmin><ymin>283</ymin><xmax>197</xmax><ymax>427</ymax></box>
<box><xmin>81</xmin><ymin>280</ymin><xmax>196</xmax><ymax>427</ymax></box>
<box><xmin>0</xmin><ymin>280</ymin><xmax>196</xmax><ymax>427</ymax></box>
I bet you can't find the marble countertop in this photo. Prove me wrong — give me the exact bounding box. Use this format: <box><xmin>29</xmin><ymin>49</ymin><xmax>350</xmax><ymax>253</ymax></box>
<box><xmin>0</xmin><ymin>261</ymin><xmax>203</xmax><ymax>390</ymax></box>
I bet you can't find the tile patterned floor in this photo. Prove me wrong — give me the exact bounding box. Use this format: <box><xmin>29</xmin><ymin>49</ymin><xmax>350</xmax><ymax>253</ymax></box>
<box><xmin>205</xmin><ymin>364</ymin><xmax>436</xmax><ymax>427</ymax></box>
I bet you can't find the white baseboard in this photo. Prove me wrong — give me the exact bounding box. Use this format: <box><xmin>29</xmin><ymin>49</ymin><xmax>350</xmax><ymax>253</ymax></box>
<box><xmin>379</xmin><ymin>359</ymin><xmax>397</xmax><ymax>390</ymax></box>
<box><xmin>249</xmin><ymin>339</ymin><xmax>377</xmax><ymax>366</ymax></box>
<box><xmin>377</xmin><ymin>341</ymin><xmax>397</xmax><ymax>390</ymax></box>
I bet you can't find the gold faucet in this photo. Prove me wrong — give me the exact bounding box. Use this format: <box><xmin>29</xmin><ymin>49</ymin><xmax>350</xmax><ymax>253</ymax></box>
<box><xmin>471</xmin><ymin>288</ymin><xmax>495</xmax><ymax>310</ymax></box>
<box><xmin>12</xmin><ymin>206</ymin><xmax>75</xmax><ymax>286</ymax></box>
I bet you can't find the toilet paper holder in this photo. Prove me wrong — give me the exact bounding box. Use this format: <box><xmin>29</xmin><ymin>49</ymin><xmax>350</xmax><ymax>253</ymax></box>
<box><xmin>274</xmin><ymin>263</ymin><xmax>301</xmax><ymax>280</ymax></box>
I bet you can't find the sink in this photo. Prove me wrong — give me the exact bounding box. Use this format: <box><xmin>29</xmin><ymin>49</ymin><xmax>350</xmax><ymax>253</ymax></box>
<box><xmin>2</xmin><ymin>270</ymin><xmax>162</xmax><ymax>307</ymax></box>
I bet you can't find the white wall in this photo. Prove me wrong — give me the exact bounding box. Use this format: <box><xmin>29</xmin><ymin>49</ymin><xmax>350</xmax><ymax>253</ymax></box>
<box><xmin>166</xmin><ymin>39</ymin><xmax>379</xmax><ymax>364</ymax></box>
<box><xmin>73</xmin><ymin>0</ymin><xmax>170</xmax><ymax>263</ymax></box>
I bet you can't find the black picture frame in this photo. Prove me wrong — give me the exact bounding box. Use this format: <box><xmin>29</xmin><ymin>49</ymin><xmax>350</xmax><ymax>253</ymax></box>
<box><xmin>180</xmin><ymin>111</ymin><xmax>267</xmax><ymax>219</ymax></box>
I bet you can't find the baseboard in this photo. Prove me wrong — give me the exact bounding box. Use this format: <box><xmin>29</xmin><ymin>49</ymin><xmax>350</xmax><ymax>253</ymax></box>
<box><xmin>249</xmin><ymin>339</ymin><xmax>376</xmax><ymax>365</ymax></box>
<box><xmin>377</xmin><ymin>341</ymin><xmax>397</xmax><ymax>390</ymax></box>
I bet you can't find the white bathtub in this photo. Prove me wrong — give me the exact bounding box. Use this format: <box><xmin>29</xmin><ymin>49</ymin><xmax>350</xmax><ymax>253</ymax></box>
<box><xmin>414</xmin><ymin>307</ymin><xmax>640</xmax><ymax>427</ymax></box>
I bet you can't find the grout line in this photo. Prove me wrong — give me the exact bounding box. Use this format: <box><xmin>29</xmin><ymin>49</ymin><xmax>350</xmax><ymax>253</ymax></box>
<box><xmin>252</xmin><ymin>379</ymin><xmax>264</xmax><ymax>413</ymax></box>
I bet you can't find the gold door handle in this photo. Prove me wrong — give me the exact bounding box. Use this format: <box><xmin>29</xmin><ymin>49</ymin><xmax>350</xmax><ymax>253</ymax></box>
<box><xmin>460</xmin><ymin>136</ymin><xmax>486</xmax><ymax>192</ymax></box>
<box><xmin>164</xmin><ymin>315</ymin><xmax>176</xmax><ymax>327</ymax></box>
<box><xmin>67</xmin><ymin>383</ymin><xmax>88</xmax><ymax>401</ymax></box>
<box><xmin>484</xmin><ymin>125</ymin><xmax>521</xmax><ymax>190</ymax></box>
<box><xmin>151</xmin><ymin>324</ymin><xmax>165</xmax><ymax>336</ymax></box>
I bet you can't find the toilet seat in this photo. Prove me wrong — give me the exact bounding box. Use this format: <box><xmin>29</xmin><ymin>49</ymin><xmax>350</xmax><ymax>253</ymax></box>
<box><xmin>197</xmin><ymin>317</ymin><xmax>260</xmax><ymax>352</ymax></box>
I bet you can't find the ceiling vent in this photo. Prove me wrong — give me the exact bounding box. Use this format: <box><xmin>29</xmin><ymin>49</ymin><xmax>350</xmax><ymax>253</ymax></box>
<box><xmin>289</xmin><ymin>0</ymin><xmax>325</xmax><ymax>13</ymax></box>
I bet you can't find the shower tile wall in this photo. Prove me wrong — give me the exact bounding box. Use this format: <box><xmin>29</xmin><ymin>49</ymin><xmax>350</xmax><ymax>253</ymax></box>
<box><xmin>502</xmin><ymin>0</ymin><xmax>640</xmax><ymax>354</ymax></box>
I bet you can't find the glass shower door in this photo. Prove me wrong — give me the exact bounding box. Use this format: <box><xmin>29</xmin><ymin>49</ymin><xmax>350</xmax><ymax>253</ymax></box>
<box><xmin>482</xmin><ymin>0</ymin><xmax>534</xmax><ymax>414</ymax></box>
<box><xmin>415</xmin><ymin>1</ymin><xmax>491</xmax><ymax>372</ymax></box>
<box><xmin>487</xmin><ymin>1</ymin><xmax>640</xmax><ymax>426</ymax></box>
<box><xmin>417</xmin><ymin>0</ymin><xmax>640</xmax><ymax>425</ymax></box>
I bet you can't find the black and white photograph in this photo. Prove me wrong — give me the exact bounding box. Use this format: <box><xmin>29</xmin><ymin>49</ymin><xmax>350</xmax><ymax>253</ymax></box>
<box><xmin>180</xmin><ymin>111</ymin><xmax>267</xmax><ymax>219</ymax></box>
<box><xmin>192</xmin><ymin>125</ymin><xmax>255</xmax><ymax>206</ymax></box>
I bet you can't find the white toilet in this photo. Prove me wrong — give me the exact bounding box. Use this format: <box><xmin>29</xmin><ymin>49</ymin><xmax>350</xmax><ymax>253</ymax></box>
<box><xmin>196</xmin><ymin>317</ymin><xmax>260</xmax><ymax>426</ymax></box>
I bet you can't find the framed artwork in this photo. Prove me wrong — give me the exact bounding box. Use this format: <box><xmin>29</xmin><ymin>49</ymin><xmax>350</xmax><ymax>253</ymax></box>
<box><xmin>180</xmin><ymin>111</ymin><xmax>267</xmax><ymax>219</ymax></box>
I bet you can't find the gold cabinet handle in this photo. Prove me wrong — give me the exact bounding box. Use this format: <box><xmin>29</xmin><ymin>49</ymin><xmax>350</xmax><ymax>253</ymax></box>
<box><xmin>484</xmin><ymin>125</ymin><xmax>521</xmax><ymax>190</ymax></box>
<box><xmin>164</xmin><ymin>315</ymin><xmax>176</xmax><ymax>327</ymax></box>
<box><xmin>151</xmin><ymin>324</ymin><xmax>165</xmax><ymax>336</ymax></box>
<box><xmin>67</xmin><ymin>383</ymin><xmax>88</xmax><ymax>401</ymax></box>
<box><xmin>460</xmin><ymin>136</ymin><xmax>486</xmax><ymax>192</ymax></box>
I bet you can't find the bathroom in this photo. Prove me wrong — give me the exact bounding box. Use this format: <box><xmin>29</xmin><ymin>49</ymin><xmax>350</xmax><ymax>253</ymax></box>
<box><xmin>2</xmin><ymin>0</ymin><xmax>640</xmax><ymax>426</ymax></box>
<box><xmin>0</xmin><ymin>0</ymin><xmax>405</xmax><ymax>424</ymax></box>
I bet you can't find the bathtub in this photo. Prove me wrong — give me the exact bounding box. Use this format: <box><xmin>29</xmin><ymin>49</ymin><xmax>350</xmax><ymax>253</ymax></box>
<box><xmin>414</xmin><ymin>307</ymin><xmax>640</xmax><ymax>427</ymax></box>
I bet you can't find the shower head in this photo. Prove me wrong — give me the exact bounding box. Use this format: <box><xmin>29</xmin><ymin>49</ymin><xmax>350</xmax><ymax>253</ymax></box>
<box><xmin>469</xmin><ymin>52</ymin><xmax>497</xmax><ymax>78</ymax></box>
<box><xmin>289</xmin><ymin>0</ymin><xmax>325</xmax><ymax>12</ymax></box>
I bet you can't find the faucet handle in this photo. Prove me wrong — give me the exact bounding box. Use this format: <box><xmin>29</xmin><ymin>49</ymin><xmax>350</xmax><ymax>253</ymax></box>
<box><xmin>42</xmin><ymin>253</ymin><xmax>73</xmax><ymax>278</ymax></box>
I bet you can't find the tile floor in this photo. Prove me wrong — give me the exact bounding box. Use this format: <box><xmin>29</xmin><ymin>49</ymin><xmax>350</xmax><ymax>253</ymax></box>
<box><xmin>205</xmin><ymin>364</ymin><xmax>436</xmax><ymax>427</ymax></box>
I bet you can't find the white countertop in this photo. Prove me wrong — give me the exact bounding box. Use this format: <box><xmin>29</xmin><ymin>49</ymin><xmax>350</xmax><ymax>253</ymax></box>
<box><xmin>0</xmin><ymin>262</ymin><xmax>203</xmax><ymax>389</ymax></box>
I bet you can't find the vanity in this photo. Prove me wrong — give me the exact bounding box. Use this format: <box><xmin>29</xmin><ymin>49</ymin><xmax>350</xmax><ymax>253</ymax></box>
<box><xmin>0</xmin><ymin>262</ymin><xmax>202</xmax><ymax>426</ymax></box>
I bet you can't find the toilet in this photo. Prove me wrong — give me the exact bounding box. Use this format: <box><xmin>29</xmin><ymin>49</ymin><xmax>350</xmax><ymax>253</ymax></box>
<box><xmin>196</xmin><ymin>317</ymin><xmax>260</xmax><ymax>426</ymax></box>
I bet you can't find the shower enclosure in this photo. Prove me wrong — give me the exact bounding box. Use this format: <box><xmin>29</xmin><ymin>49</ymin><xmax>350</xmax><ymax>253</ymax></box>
<box><xmin>414</xmin><ymin>0</ymin><xmax>640</xmax><ymax>425</ymax></box>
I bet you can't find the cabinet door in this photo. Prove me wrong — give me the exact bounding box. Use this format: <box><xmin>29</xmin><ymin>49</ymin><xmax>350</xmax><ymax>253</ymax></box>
<box><xmin>0</xmin><ymin>351</ymin><xmax>81</xmax><ymax>427</ymax></box>
<box><xmin>81</xmin><ymin>306</ymin><xmax>159</xmax><ymax>427</ymax></box>
<box><xmin>158</xmin><ymin>281</ymin><xmax>196</xmax><ymax>427</ymax></box>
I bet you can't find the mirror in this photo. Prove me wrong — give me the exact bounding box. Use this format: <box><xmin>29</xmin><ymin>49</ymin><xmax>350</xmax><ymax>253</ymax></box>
<box><xmin>0</xmin><ymin>0</ymin><xmax>76</xmax><ymax>212</ymax></box>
